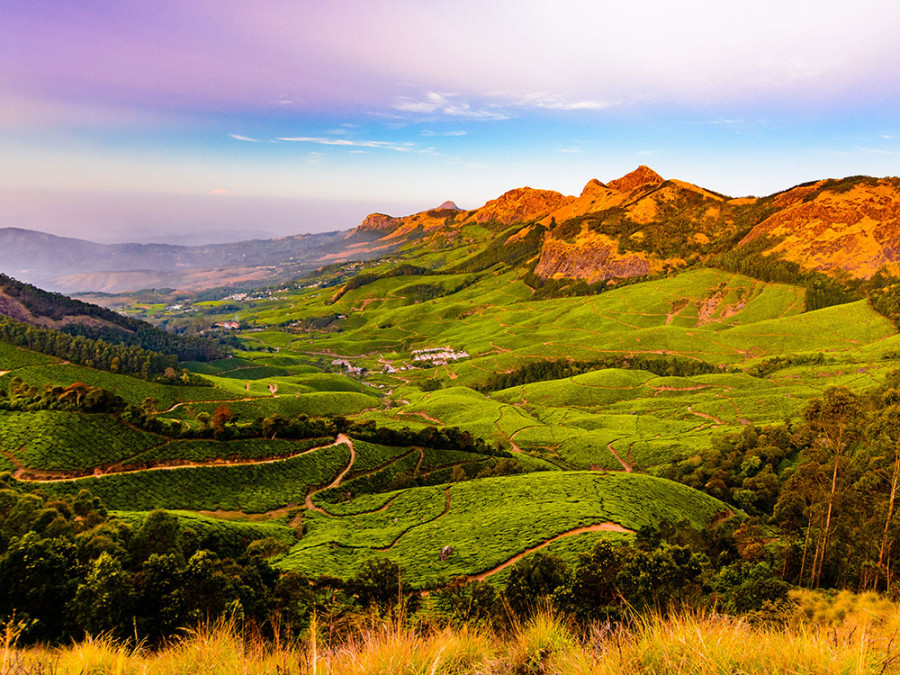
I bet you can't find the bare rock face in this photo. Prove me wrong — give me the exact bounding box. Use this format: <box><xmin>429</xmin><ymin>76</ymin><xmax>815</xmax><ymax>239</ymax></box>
<box><xmin>472</xmin><ymin>187</ymin><xmax>575</xmax><ymax>225</ymax></box>
<box><xmin>437</xmin><ymin>201</ymin><xmax>461</xmax><ymax>211</ymax></box>
<box><xmin>608</xmin><ymin>165</ymin><xmax>665</xmax><ymax>193</ymax></box>
<box><xmin>534</xmin><ymin>230</ymin><xmax>655</xmax><ymax>283</ymax></box>
<box><xmin>356</xmin><ymin>213</ymin><xmax>401</xmax><ymax>233</ymax></box>
<box><xmin>542</xmin><ymin>179</ymin><xmax>629</xmax><ymax>226</ymax></box>
<box><xmin>740</xmin><ymin>178</ymin><xmax>900</xmax><ymax>278</ymax></box>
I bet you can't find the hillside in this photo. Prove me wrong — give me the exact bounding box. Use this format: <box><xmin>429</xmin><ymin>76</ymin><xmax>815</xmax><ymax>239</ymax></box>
<box><xmin>7</xmin><ymin>169</ymin><xmax>900</xmax><ymax>296</ymax></box>
<box><xmin>5</xmin><ymin>169</ymin><xmax>900</xmax><ymax>647</ymax></box>
<box><xmin>0</xmin><ymin>273</ymin><xmax>226</xmax><ymax>362</ymax></box>
<box><xmin>740</xmin><ymin>176</ymin><xmax>900</xmax><ymax>277</ymax></box>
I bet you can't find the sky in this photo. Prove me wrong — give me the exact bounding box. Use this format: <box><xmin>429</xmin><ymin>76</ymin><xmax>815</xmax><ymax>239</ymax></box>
<box><xmin>2</xmin><ymin>0</ymin><xmax>899</xmax><ymax>244</ymax></box>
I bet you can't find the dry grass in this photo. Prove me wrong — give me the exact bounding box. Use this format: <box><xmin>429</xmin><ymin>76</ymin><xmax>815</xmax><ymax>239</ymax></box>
<box><xmin>6</xmin><ymin>598</ymin><xmax>900</xmax><ymax>674</ymax></box>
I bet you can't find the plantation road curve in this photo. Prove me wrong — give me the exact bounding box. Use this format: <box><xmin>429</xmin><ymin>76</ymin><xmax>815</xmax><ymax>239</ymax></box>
<box><xmin>468</xmin><ymin>522</ymin><xmax>633</xmax><ymax>581</ymax></box>
<box><xmin>304</xmin><ymin>434</ymin><xmax>356</xmax><ymax>514</ymax></box>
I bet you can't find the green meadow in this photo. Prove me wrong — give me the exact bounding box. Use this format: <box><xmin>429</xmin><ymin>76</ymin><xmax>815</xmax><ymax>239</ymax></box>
<box><xmin>3</xmin><ymin>256</ymin><xmax>899</xmax><ymax>587</ymax></box>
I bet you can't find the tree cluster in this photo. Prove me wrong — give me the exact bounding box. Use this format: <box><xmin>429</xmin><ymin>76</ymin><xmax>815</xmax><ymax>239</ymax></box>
<box><xmin>661</xmin><ymin>374</ymin><xmax>900</xmax><ymax>593</ymax></box>
<box><xmin>0</xmin><ymin>479</ymin><xmax>304</xmax><ymax>645</ymax></box>
<box><xmin>477</xmin><ymin>356</ymin><xmax>732</xmax><ymax>392</ymax></box>
<box><xmin>0</xmin><ymin>273</ymin><xmax>226</xmax><ymax>361</ymax></box>
<box><xmin>710</xmin><ymin>238</ymin><xmax>857</xmax><ymax>311</ymax></box>
<box><xmin>0</xmin><ymin>316</ymin><xmax>197</xmax><ymax>381</ymax></box>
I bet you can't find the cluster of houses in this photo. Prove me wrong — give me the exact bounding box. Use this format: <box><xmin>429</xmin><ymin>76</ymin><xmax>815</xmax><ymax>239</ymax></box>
<box><xmin>331</xmin><ymin>358</ymin><xmax>365</xmax><ymax>376</ymax></box>
<box><xmin>411</xmin><ymin>346</ymin><xmax>469</xmax><ymax>366</ymax></box>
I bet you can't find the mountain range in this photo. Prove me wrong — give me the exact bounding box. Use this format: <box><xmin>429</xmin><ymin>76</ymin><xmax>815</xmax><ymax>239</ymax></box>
<box><xmin>4</xmin><ymin>167</ymin><xmax>899</xmax><ymax>294</ymax></box>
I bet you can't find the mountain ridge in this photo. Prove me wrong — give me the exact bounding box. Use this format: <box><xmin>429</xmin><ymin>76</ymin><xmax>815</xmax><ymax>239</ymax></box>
<box><xmin>6</xmin><ymin>168</ymin><xmax>900</xmax><ymax>295</ymax></box>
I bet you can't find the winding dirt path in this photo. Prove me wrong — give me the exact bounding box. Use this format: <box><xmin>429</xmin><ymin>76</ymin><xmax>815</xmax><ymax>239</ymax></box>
<box><xmin>687</xmin><ymin>405</ymin><xmax>724</xmax><ymax>425</ymax></box>
<box><xmin>375</xmin><ymin>487</ymin><xmax>451</xmax><ymax>551</ymax></box>
<box><xmin>398</xmin><ymin>410</ymin><xmax>443</xmax><ymax>425</ymax></box>
<box><xmin>468</xmin><ymin>522</ymin><xmax>633</xmax><ymax>581</ymax></box>
<box><xmin>12</xmin><ymin>436</ymin><xmax>345</xmax><ymax>483</ymax></box>
<box><xmin>304</xmin><ymin>434</ymin><xmax>355</xmax><ymax>514</ymax></box>
<box><xmin>157</xmin><ymin>396</ymin><xmax>262</xmax><ymax>415</ymax></box>
<box><xmin>606</xmin><ymin>441</ymin><xmax>632</xmax><ymax>472</ymax></box>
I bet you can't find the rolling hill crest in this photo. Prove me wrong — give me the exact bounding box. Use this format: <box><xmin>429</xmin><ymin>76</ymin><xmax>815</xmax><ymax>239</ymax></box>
<box><xmin>349</xmin><ymin>167</ymin><xmax>900</xmax><ymax>284</ymax></box>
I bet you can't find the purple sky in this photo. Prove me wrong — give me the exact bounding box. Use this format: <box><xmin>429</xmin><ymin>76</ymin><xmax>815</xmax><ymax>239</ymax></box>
<box><xmin>2</xmin><ymin>0</ymin><xmax>899</xmax><ymax>243</ymax></box>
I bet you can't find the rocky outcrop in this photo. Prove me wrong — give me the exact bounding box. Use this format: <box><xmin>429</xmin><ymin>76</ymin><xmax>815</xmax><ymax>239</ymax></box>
<box><xmin>356</xmin><ymin>213</ymin><xmax>401</xmax><ymax>233</ymax></box>
<box><xmin>607</xmin><ymin>165</ymin><xmax>664</xmax><ymax>193</ymax></box>
<box><xmin>470</xmin><ymin>187</ymin><xmax>575</xmax><ymax>225</ymax></box>
<box><xmin>533</xmin><ymin>229</ymin><xmax>656</xmax><ymax>283</ymax></box>
<box><xmin>740</xmin><ymin>178</ymin><xmax>900</xmax><ymax>278</ymax></box>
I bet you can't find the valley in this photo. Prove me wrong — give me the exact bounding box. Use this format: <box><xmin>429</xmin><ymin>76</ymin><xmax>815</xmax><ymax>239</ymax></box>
<box><xmin>4</xmin><ymin>167</ymin><xmax>900</xmax><ymax>646</ymax></box>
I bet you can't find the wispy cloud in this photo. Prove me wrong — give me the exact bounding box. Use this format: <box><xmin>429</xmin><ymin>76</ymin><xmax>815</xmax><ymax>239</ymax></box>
<box><xmin>857</xmin><ymin>147</ymin><xmax>900</xmax><ymax>156</ymax></box>
<box><xmin>229</xmin><ymin>134</ymin><xmax>259</xmax><ymax>142</ymax></box>
<box><xmin>511</xmin><ymin>93</ymin><xmax>617</xmax><ymax>111</ymax></box>
<box><xmin>393</xmin><ymin>92</ymin><xmax>510</xmax><ymax>120</ymax></box>
<box><xmin>277</xmin><ymin>136</ymin><xmax>417</xmax><ymax>152</ymax></box>
<box><xmin>393</xmin><ymin>91</ymin><xmax>619</xmax><ymax>121</ymax></box>
<box><xmin>421</xmin><ymin>129</ymin><xmax>468</xmax><ymax>137</ymax></box>
<box><xmin>883</xmin><ymin>134</ymin><xmax>899</xmax><ymax>140</ymax></box>
<box><xmin>692</xmin><ymin>119</ymin><xmax>744</xmax><ymax>126</ymax></box>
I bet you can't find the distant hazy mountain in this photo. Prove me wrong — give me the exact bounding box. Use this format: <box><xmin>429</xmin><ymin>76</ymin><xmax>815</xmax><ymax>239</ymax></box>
<box><xmin>0</xmin><ymin>227</ymin><xmax>381</xmax><ymax>293</ymax></box>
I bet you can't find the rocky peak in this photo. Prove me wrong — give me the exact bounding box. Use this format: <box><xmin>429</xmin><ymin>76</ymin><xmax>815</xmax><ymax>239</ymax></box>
<box><xmin>473</xmin><ymin>187</ymin><xmax>575</xmax><ymax>225</ymax></box>
<box><xmin>437</xmin><ymin>200</ymin><xmax>461</xmax><ymax>211</ymax></box>
<box><xmin>580</xmin><ymin>179</ymin><xmax>608</xmax><ymax>197</ymax></box>
<box><xmin>608</xmin><ymin>165</ymin><xmax>664</xmax><ymax>193</ymax></box>
<box><xmin>356</xmin><ymin>213</ymin><xmax>401</xmax><ymax>233</ymax></box>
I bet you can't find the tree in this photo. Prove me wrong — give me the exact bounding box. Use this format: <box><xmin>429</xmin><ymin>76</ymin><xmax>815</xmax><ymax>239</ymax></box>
<box><xmin>347</xmin><ymin>558</ymin><xmax>415</xmax><ymax>615</ymax></box>
<box><xmin>504</xmin><ymin>552</ymin><xmax>570</xmax><ymax>617</ymax></box>
<box><xmin>74</xmin><ymin>552</ymin><xmax>136</xmax><ymax>638</ymax></box>
<box><xmin>802</xmin><ymin>386</ymin><xmax>864</xmax><ymax>586</ymax></box>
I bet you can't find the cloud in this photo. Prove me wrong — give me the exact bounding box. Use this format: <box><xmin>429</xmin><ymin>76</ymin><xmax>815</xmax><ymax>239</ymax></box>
<box><xmin>393</xmin><ymin>92</ymin><xmax>510</xmax><ymax>120</ymax></box>
<box><xmin>229</xmin><ymin>134</ymin><xmax>259</xmax><ymax>142</ymax></box>
<box><xmin>421</xmin><ymin>129</ymin><xmax>468</xmax><ymax>137</ymax></box>
<box><xmin>211</xmin><ymin>187</ymin><xmax>228</xmax><ymax>195</ymax></box>
<box><xmin>690</xmin><ymin>120</ymin><xmax>744</xmax><ymax>126</ymax></box>
<box><xmin>277</xmin><ymin>136</ymin><xmax>417</xmax><ymax>152</ymax></box>
<box><xmin>510</xmin><ymin>93</ymin><xmax>617</xmax><ymax>111</ymax></box>
<box><xmin>394</xmin><ymin>91</ymin><xmax>619</xmax><ymax>122</ymax></box>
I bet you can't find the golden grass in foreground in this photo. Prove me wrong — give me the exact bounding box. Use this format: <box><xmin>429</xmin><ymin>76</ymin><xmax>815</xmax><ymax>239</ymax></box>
<box><xmin>5</xmin><ymin>601</ymin><xmax>900</xmax><ymax>674</ymax></box>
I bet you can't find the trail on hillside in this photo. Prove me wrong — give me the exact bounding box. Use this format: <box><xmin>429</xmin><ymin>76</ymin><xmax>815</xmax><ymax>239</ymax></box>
<box><xmin>375</xmin><ymin>487</ymin><xmax>452</xmax><ymax>552</ymax></box>
<box><xmin>397</xmin><ymin>410</ymin><xmax>443</xmax><ymax>425</ymax></box>
<box><xmin>157</xmin><ymin>396</ymin><xmax>268</xmax><ymax>415</ymax></box>
<box><xmin>687</xmin><ymin>406</ymin><xmax>724</xmax><ymax>425</ymax></box>
<box><xmin>468</xmin><ymin>522</ymin><xmax>633</xmax><ymax>581</ymax></box>
<box><xmin>304</xmin><ymin>434</ymin><xmax>355</xmax><ymax>515</ymax></box>
<box><xmin>12</xmin><ymin>435</ymin><xmax>344</xmax><ymax>483</ymax></box>
<box><xmin>606</xmin><ymin>440</ymin><xmax>632</xmax><ymax>472</ymax></box>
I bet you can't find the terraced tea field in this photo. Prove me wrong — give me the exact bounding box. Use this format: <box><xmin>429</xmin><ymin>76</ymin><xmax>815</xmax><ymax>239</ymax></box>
<box><xmin>4</xmin><ymin>259</ymin><xmax>899</xmax><ymax>587</ymax></box>
<box><xmin>282</xmin><ymin>470</ymin><xmax>727</xmax><ymax>586</ymax></box>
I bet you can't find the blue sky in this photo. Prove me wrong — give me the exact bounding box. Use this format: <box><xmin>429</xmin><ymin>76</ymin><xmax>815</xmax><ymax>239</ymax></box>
<box><xmin>1</xmin><ymin>0</ymin><xmax>899</xmax><ymax>243</ymax></box>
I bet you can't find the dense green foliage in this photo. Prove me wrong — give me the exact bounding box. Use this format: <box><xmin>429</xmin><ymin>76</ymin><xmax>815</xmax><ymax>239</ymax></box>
<box><xmin>0</xmin><ymin>316</ymin><xmax>212</xmax><ymax>383</ymax></box>
<box><xmin>477</xmin><ymin>356</ymin><xmax>732</xmax><ymax>392</ymax></box>
<box><xmin>329</xmin><ymin>264</ymin><xmax>430</xmax><ymax>303</ymax></box>
<box><xmin>658</xmin><ymin>375</ymin><xmax>900</xmax><ymax>592</ymax></box>
<box><xmin>449</xmin><ymin>224</ymin><xmax>545</xmax><ymax>273</ymax></box>
<box><xmin>710</xmin><ymin>238</ymin><xmax>858</xmax><ymax>311</ymax></box>
<box><xmin>0</xmin><ymin>273</ymin><xmax>226</xmax><ymax>361</ymax></box>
